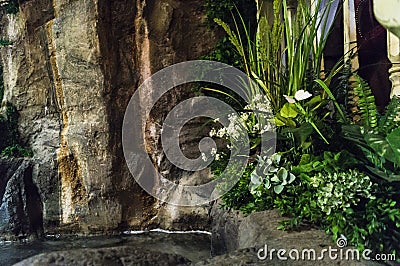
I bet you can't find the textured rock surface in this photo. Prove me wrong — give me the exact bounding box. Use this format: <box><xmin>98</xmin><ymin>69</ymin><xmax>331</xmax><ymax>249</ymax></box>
<box><xmin>0</xmin><ymin>0</ymin><xmax>216</xmax><ymax>235</ymax></box>
<box><xmin>0</xmin><ymin>158</ymin><xmax>43</xmax><ymax>239</ymax></box>
<box><xmin>208</xmin><ymin>205</ymin><xmax>381</xmax><ymax>265</ymax></box>
<box><xmin>14</xmin><ymin>246</ymin><xmax>190</xmax><ymax>266</ymax></box>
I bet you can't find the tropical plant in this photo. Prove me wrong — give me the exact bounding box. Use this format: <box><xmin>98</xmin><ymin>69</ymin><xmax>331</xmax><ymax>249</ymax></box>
<box><xmin>310</xmin><ymin>169</ymin><xmax>376</xmax><ymax>215</ymax></box>
<box><xmin>342</xmin><ymin>94</ymin><xmax>400</xmax><ymax>182</ymax></box>
<box><xmin>348</xmin><ymin>74</ymin><xmax>378</xmax><ymax>127</ymax></box>
<box><xmin>205</xmin><ymin>0</ymin><xmax>400</xmax><ymax>259</ymax></box>
<box><xmin>250</xmin><ymin>153</ymin><xmax>296</xmax><ymax>195</ymax></box>
<box><xmin>214</xmin><ymin>0</ymin><xmax>341</xmax><ymax>114</ymax></box>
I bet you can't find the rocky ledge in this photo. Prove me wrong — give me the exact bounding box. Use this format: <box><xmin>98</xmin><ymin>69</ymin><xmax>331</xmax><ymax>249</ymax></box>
<box><xmin>14</xmin><ymin>246</ymin><xmax>189</xmax><ymax>266</ymax></box>
<box><xmin>13</xmin><ymin>206</ymin><xmax>386</xmax><ymax>265</ymax></box>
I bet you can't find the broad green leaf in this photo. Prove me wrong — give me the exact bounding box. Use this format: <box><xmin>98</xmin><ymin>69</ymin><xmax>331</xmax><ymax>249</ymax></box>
<box><xmin>277</xmin><ymin>167</ymin><xmax>288</xmax><ymax>180</ymax></box>
<box><xmin>274</xmin><ymin>116</ymin><xmax>286</xmax><ymax>127</ymax></box>
<box><xmin>288</xmin><ymin>173</ymin><xmax>296</xmax><ymax>184</ymax></box>
<box><xmin>299</xmin><ymin>154</ymin><xmax>312</xmax><ymax>165</ymax></box>
<box><xmin>274</xmin><ymin>184</ymin><xmax>284</xmax><ymax>194</ymax></box>
<box><xmin>365</xmin><ymin>133</ymin><xmax>396</xmax><ymax>164</ymax></box>
<box><xmin>271</xmin><ymin>175</ymin><xmax>280</xmax><ymax>182</ymax></box>
<box><xmin>265</xmin><ymin>179</ymin><xmax>271</xmax><ymax>189</ymax></box>
<box><xmin>304</xmin><ymin>95</ymin><xmax>322</xmax><ymax>109</ymax></box>
<box><xmin>290</xmin><ymin>122</ymin><xmax>314</xmax><ymax>145</ymax></box>
<box><xmin>386</xmin><ymin>127</ymin><xmax>400</xmax><ymax>165</ymax></box>
<box><xmin>365</xmin><ymin>166</ymin><xmax>400</xmax><ymax>182</ymax></box>
<box><xmin>280</xmin><ymin>103</ymin><xmax>298</xmax><ymax>118</ymax></box>
<box><xmin>250</xmin><ymin>171</ymin><xmax>262</xmax><ymax>185</ymax></box>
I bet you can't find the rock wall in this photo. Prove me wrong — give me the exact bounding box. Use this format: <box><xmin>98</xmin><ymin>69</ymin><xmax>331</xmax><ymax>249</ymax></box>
<box><xmin>0</xmin><ymin>0</ymin><xmax>216</xmax><ymax>235</ymax></box>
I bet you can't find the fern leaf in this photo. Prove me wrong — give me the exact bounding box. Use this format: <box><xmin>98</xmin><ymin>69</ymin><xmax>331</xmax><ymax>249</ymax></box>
<box><xmin>379</xmin><ymin>96</ymin><xmax>400</xmax><ymax>134</ymax></box>
<box><xmin>351</xmin><ymin>74</ymin><xmax>378</xmax><ymax>128</ymax></box>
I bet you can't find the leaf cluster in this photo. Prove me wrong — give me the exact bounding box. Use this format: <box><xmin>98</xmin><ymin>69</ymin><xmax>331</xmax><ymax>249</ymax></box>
<box><xmin>0</xmin><ymin>102</ymin><xmax>33</xmax><ymax>158</ymax></box>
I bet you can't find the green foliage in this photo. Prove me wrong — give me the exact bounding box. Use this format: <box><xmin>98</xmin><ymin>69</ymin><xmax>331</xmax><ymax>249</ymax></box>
<box><xmin>342</xmin><ymin>96</ymin><xmax>400</xmax><ymax>182</ymax></box>
<box><xmin>199</xmin><ymin>0</ymin><xmax>256</xmax><ymax>107</ymax></box>
<box><xmin>212</xmin><ymin>0</ymin><xmax>343</xmax><ymax>158</ymax></box>
<box><xmin>1</xmin><ymin>144</ymin><xmax>33</xmax><ymax>158</ymax></box>
<box><xmin>1</xmin><ymin>0</ymin><xmax>19</xmax><ymax>14</ymax></box>
<box><xmin>274</xmin><ymin>182</ymin><xmax>323</xmax><ymax>229</ymax></box>
<box><xmin>204</xmin><ymin>0</ymin><xmax>255</xmax><ymax>28</ymax></box>
<box><xmin>207</xmin><ymin>0</ymin><xmax>400</xmax><ymax>259</ymax></box>
<box><xmin>275</xmin><ymin>93</ymin><xmax>331</xmax><ymax>145</ymax></box>
<box><xmin>0</xmin><ymin>102</ymin><xmax>20</xmax><ymax>150</ymax></box>
<box><xmin>310</xmin><ymin>169</ymin><xmax>376</xmax><ymax>215</ymax></box>
<box><xmin>220</xmin><ymin>162</ymin><xmax>274</xmax><ymax>213</ymax></box>
<box><xmin>250</xmin><ymin>153</ymin><xmax>295</xmax><ymax>195</ymax></box>
<box><xmin>378</xmin><ymin>96</ymin><xmax>400</xmax><ymax>134</ymax></box>
<box><xmin>348</xmin><ymin>74</ymin><xmax>378</xmax><ymax>127</ymax></box>
<box><xmin>361</xmin><ymin>197</ymin><xmax>400</xmax><ymax>255</ymax></box>
<box><xmin>291</xmin><ymin>151</ymin><xmax>359</xmax><ymax>177</ymax></box>
<box><xmin>0</xmin><ymin>102</ymin><xmax>33</xmax><ymax>158</ymax></box>
<box><xmin>326</xmin><ymin>196</ymin><xmax>400</xmax><ymax>257</ymax></box>
<box><xmin>203</xmin><ymin>0</ymin><xmax>255</xmax><ymax>67</ymax></box>
<box><xmin>0</xmin><ymin>39</ymin><xmax>12</xmax><ymax>47</ymax></box>
<box><xmin>214</xmin><ymin>0</ymin><xmax>284</xmax><ymax>112</ymax></box>
<box><xmin>333</xmin><ymin>59</ymin><xmax>352</xmax><ymax>106</ymax></box>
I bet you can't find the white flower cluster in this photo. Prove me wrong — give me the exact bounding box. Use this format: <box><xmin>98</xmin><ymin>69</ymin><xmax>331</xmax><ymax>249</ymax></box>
<box><xmin>205</xmin><ymin>94</ymin><xmax>272</xmax><ymax>161</ymax></box>
<box><xmin>201</xmin><ymin>147</ymin><xmax>220</xmax><ymax>162</ymax></box>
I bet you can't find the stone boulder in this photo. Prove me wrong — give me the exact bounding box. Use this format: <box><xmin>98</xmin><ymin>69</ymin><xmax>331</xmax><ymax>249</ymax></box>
<box><xmin>0</xmin><ymin>158</ymin><xmax>43</xmax><ymax>239</ymax></box>
<box><xmin>209</xmin><ymin>203</ymin><xmax>381</xmax><ymax>265</ymax></box>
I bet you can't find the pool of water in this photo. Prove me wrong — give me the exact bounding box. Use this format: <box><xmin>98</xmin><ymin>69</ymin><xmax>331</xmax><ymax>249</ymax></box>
<box><xmin>0</xmin><ymin>230</ymin><xmax>212</xmax><ymax>265</ymax></box>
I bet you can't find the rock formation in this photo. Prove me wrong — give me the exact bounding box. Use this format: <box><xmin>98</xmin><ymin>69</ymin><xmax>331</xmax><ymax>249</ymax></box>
<box><xmin>0</xmin><ymin>0</ymin><xmax>216</xmax><ymax>237</ymax></box>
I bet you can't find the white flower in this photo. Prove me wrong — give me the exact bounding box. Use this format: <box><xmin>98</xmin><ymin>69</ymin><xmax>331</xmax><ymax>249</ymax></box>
<box><xmin>216</xmin><ymin>128</ymin><xmax>227</xmax><ymax>138</ymax></box>
<box><xmin>240</xmin><ymin>113</ymin><xmax>249</xmax><ymax>122</ymax></box>
<box><xmin>256</xmin><ymin>103</ymin><xmax>270</xmax><ymax>113</ymax></box>
<box><xmin>284</xmin><ymin>95</ymin><xmax>296</xmax><ymax>103</ymax></box>
<box><xmin>253</xmin><ymin>94</ymin><xmax>263</xmax><ymax>102</ymax></box>
<box><xmin>294</xmin><ymin>90</ymin><xmax>312</xmax><ymax>101</ymax></box>
<box><xmin>211</xmin><ymin>148</ymin><xmax>217</xmax><ymax>156</ymax></box>
<box><xmin>253</xmin><ymin>123</ymin><xmax>259</xmax><ymax>131</ymax></box>
<box><xmin>260</xmin><ymin>124</ymin><xmax>271</xmax><ymax>134</ymax></box>
<box><xmin>201</xmin><ymin>153</ymin><xmax>208</xmax><ymax>162</ymax></box>
<box><xmin>209</xmin><ymin>128</ymin><xmax>217</xmax><ymax>137</ymax></box>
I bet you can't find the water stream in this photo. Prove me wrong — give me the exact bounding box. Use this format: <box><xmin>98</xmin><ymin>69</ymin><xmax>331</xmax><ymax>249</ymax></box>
<box><xmin>0</xmin><ymin>230</ymin><xmax>212</xmax><ymax>265</ymax></box>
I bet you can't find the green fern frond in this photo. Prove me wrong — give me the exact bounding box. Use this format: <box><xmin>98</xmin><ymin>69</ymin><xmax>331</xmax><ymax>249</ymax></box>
<box><xmin>379</xmin><ymin>96</ymin><xmax>400</xmax><ymax>134</ymax></box>
<box><xmin>351</xmin><ymin>74</ymin><xmax>378</xmax><ymax>128</ymax></box>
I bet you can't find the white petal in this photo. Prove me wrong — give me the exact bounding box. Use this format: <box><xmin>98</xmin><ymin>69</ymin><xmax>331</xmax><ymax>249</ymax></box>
<box><xmin>283</xmin><ymin>95</ymin><xmax>296</xmax><ymax>103</ymax></box>
<box><xmin>294</xmin><ymin>90</ymin><xmax>312</xmax><ymax>101</ymax></box>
